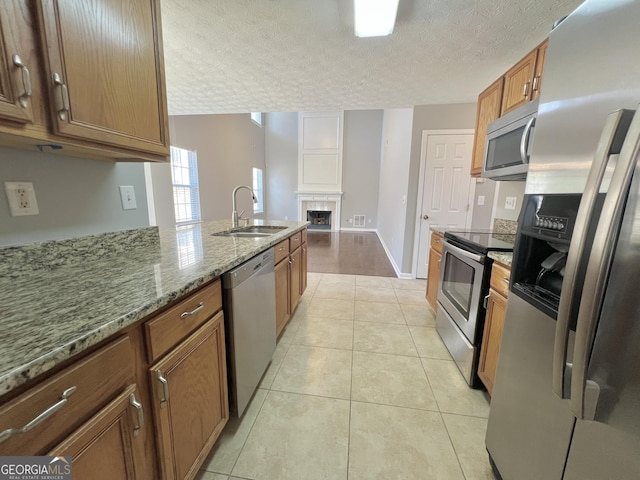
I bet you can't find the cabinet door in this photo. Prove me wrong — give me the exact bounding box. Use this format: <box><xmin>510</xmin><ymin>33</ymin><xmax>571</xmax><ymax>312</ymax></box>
<box><xmin>289</xmin><ymin>247</ymin><xmax>302</xmax><ymax>314</ymax></box>
<box><xmin>0</xmin><ymin>0</ymin><xmax>34</xmax><ymax>123</ymax></box>
<box><xmin>149</xmin><ymin>313</ymin><xmax>228</xmax><ymax>480</ymax></box>
<box><xmin>501</xmin><ymin>49</ymin><xmax>537</xmax><ymax>115</ymax></box>
<box><xmin>275</xmin><ymin>258</ymin><xmax>290</xmax><ymax>337</ymax></box>
<box><xmin>470</xmin><ymin>77</ymin><xmax>503</xmax><ymax>176</ymax></box>
<box><xmin>48</xmin><ymin>384</ymin><xmax>145</xmax><ymax>480</ymax></box>
<box><xmin>301</xmin><ymin>242</ymin><xmax>308</xmax><ymax>295</ymax></box>
<box><xmin>531</xmin><ymin>39</ymin><xmax>548</xmax><ymax>100</ymax></box>
<box><xmin>425</xmin><ymin>248</ymin><xmax>441</xmax><ymax>311</ymax></box>
<box><xmin>37</xmin><ymin>0</ymin><xmax>169</xmax><ymax>155</ymax></box>
<box><xmin>478</xmin><ymin>289</ymin><xmax>507</xmax><ymax>395</ymax></box>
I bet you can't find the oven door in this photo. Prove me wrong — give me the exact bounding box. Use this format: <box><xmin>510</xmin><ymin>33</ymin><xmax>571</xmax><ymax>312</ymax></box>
<box><xmin>437</xmin><ymin>240</ymin><xmax>486</xmax><ymax>344</ymax></box>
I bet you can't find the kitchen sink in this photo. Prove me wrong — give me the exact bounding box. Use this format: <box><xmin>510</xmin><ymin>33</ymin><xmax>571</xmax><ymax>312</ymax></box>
<box><xmin>212</xmin><ymin>225</ymin><xmax>288</xmax><ymax>238</ymax></box>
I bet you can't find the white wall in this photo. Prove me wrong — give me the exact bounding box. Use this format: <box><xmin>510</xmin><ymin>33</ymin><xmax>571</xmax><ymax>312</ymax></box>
<box><xmin>471</xmin><ymin>179</ymin><xmax>497</xmax><ymax>230</ymax></box>
<box><xmin>164</xmin><ymin>114</ymin><xmax>266</xmax><ymax>223</ymax></box>
<box><xmin>264</xmin><ymin>112</ymin><xmax>299</xmax><ymax>220</ymax></box>
<box><xmin>0</xmin><ymin>147</ymin><xmax>149</xmax><ymax>246</ymax></box>
<box><xmin>341</xmin><ymin>110</ymin><xmax>383</xmax><ymax>229</ymax></box>
<box><xmin>144</xmin><ymin>161</ymin><xmax>175</xmax><ymax>227</ymax></box>
<box><xmin>377</xmin><ymin>108</ymin><xmax>414</xmax><ymax>274</ymax></box>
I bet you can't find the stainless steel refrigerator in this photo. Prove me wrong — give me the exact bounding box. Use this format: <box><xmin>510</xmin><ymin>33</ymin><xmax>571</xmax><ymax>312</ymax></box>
<box><xmin>485</xmin><ymin>1</ymin><xmax>640</xmax><ymax>478</ymax></box>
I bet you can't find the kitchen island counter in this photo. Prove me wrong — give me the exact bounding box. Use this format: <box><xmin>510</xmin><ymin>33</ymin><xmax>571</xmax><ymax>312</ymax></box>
<box><xmin>0</xmin><ymin>220</ymin><xmax>308</xmax><ymax>395</ymax></box>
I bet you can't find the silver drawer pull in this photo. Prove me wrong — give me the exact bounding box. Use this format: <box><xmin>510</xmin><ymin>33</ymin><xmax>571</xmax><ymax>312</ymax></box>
<box><xmin>129</xmin><ymin>393</ymin><xmax>144</xmax><ymax>437</ymax></box>
<box><xmin>52</xmin><ymin>72</ymin><xmax>70</xmax><ymax>121</ymax></box>
<box><xmin>502</xmin><ymin>277</ymin><xmax>509</xmax><ymax>284</ymax></box>
<box><xmin>0</xmin><ymin>386</ymin><xmax>77</xmax><ymax>444</ymax></box>
<box><xmin>12</xmin><ymin>55</ymin><xmax>32</xmax><ymax>108</ymax></box>
<box><xmin>156</xmin><ymin>370</ymin><xmax>169</xmax><ymax>407</ymax></box>
<box><xmin>180</xmin><ymin>302</ymin><xmax>204</xmax><ymax>318</ymax></box>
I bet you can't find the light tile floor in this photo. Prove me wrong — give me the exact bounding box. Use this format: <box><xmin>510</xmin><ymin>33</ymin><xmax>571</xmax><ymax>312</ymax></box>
<box><xmin>197</xmin><ymin>273</ymin><xmax>494</xmax><ymax>480</ymax></box>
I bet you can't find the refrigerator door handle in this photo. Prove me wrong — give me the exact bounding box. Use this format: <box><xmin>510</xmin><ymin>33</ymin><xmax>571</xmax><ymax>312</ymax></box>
<box><xmin>570</xmin><ymin>107</ymin><xmax>640</xmax><ymax>420</ymax></box>
<box><xmin>552</xmin><ymin>109</ymin><xmax>635</xmax><ymax>400</ymax></box>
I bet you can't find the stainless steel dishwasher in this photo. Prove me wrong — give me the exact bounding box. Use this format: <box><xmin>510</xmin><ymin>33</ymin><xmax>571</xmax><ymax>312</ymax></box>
<box><xmin>222</xmin><ymin>248</ymin><xmax>276</xmax><ymax>416</ymax></box>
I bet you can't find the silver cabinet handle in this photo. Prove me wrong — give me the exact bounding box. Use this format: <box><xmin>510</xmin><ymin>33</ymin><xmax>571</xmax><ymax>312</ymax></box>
<box><xmin>156</xmin><ymin>370</ymin><xmax>169</xmax><ymax>407</ymax></box>
<box><xmin>0</xmin><ymin>386</ymin><xmax>77</xmax><ymax>444</ymax></box>
<box><xmin>129</xmin><ymin>393</ymin><xmax>144</xmax><ymax>437</ymax></box>
<box><xmin>522</xmin><ymin>81</ymin><xmax>530</xmax><ymax>97</ymax></box>
<box><xmin>570</xmin><ymin>106</ymin><xmax>640</xmax><ymax>420</ymax></box>
<box><xmin>552</xmin><ymin>109</ymin><xmax>634</xmax><ymax>401</ymax></box>
<box><xmin>52</xmin><ymin>72</ymin><xmax>70</xmax><ymax>121</ymax></box>
<box><xmin>180</xmin><ymin>302</ymin><xmax>204</xmax><ymax>319</ymax></box>
<box><xmin>12</xmin><ymin>55</ymin><xmax>31</xmax><ymax>108</ymax></box>
<box><xmin>483</xmin><ymin>293</ymin><xmax>490</xmax><ymax>309</ymax></box>
<box><xmin>532</xmin><ymin>74</ymin><xmax>540</xmax><ymax>93</ymax></box>
<box><xmin>502</xmin><ymin>277</ymin><xmax>509</xmax><ymax>284</ymax></box>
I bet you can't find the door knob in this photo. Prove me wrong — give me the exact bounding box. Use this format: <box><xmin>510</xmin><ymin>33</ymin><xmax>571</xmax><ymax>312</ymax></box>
<box><xmin>423</xmin><ymin>215</ymin><xmax>429</xmax><ymax>220</ymax></box>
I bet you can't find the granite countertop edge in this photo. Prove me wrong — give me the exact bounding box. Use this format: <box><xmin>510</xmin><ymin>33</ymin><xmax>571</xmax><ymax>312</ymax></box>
<box><xmin>488</xmin><ymin>252</ymin><xmax>513</xmax><ymax>268</ymax></box>
<box><xmin>0</xmin><ymin>220</ymin><xmax>309</xmax><ymax>395</ymax></box>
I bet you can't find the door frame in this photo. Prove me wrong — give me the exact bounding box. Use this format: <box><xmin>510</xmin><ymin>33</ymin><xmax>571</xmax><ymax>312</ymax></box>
<box><xmin>412</xmin><ymin>129</ymin><xmax>476</xmax><ymax>278</ymax></box>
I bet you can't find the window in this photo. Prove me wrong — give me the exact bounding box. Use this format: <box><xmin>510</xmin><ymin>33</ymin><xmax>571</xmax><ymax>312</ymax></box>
<box><xmin>170</xmin><ymin>146</ymin><xmax>201</xmax><ymax>224</ymax></box>
<box><xmin>251</xmin><ymin>112</ymin><xmax>263</xmax><ymax>126</ymax></box>
<box><xmin>252</xmin><ymin>167</ymin><xmax>264</xmax><ymax>214</ymax></box>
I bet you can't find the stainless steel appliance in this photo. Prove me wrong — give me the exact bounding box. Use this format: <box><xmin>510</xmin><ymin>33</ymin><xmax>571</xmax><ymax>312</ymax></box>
<box><xmin>436</xmin><ymin>231</ymin><xmax>515</xmax><ymax>387</ymax></box>
<box><xmin>482</xmin><ymin>98</ymin><xmax>538</xmax><ymax>181</ymax></box>
<box><xmin>222</xmin><ymin>249</ymin><xmax>276</xmax><ymax>416</ymax></box>
<box><xmin>486</xmin><ymin>1</ymin><xmax>640</xmax><ymax>478</ymax></box>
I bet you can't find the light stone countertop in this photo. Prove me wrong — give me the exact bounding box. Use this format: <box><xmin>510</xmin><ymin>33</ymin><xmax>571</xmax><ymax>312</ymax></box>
<box><xmin>489</xmin><ymin>252</ymin><xmax>513</xmax><ymax>268</ymax></box>
<box><xmin>0</xmin><ymin>220</ymin><xmax>308</xmax><ymax>396</ymax></box>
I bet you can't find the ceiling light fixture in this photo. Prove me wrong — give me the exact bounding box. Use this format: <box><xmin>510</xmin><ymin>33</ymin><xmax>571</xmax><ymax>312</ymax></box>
<box><xmin>354</xmin><ymin>0</ymin><xmax>400</xmax><ymax>38</ymax></box>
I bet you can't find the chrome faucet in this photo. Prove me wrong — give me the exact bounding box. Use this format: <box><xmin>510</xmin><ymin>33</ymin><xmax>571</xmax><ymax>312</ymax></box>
<box><xmin>232</xmin><ymin>185</ymin><xmax>257</xmax><ymax>227</ymax></box>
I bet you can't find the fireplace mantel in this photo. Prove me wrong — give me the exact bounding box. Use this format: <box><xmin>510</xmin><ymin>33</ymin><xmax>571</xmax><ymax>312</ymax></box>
<box><xmin>297</xmin><ymin>192</ymin><xmax>343</xmax><ymax>231</ymax></box>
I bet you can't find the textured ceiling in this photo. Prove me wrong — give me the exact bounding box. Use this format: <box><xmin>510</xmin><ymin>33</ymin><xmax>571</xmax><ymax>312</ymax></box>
<box><xmin>160</xmin><ymin>0</ymin><xmax>583</xmax><ymax>115</ymax></box>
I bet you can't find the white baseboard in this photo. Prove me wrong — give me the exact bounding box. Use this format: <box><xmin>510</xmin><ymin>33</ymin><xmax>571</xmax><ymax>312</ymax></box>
<box><xmin>375</xmin><ymin>230</ymin><xmax>413</xmax><ymax>279</ymax></box>
<box><xmin>340</xmin><ymin>227</ymin><xmax>377</xmax><ymax>233</ymax></box>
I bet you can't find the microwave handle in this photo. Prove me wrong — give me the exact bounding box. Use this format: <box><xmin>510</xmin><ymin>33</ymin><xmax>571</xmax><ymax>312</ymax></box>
<box><xmin>520</xmin><ymin>117</ymin><xmax>536</xmax><ymax>164</ymax></box>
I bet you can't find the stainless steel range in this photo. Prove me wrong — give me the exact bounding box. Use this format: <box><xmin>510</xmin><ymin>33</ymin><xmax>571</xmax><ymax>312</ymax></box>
<box><xmin>436</xmin><ymin>231</ymin><xmax>515</xmax><ymax>387</ymax></box>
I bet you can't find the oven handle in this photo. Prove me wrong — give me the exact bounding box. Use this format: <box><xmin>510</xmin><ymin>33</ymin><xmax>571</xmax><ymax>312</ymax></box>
<box><xmin>443</xmin><ymin>240</ymin><xmax>485</xmax><ymax>264</ymax></box>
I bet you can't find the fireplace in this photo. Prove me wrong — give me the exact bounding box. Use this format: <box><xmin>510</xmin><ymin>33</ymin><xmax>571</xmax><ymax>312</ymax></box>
<box><xmin>307</xmin><ymin>210</ymin><xmax>332</xmax><ymax>230</ymax></box>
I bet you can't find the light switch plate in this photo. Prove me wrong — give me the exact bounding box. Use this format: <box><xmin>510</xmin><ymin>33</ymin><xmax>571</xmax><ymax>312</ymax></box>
<box><xmin>5</xmin><ymin>181</ymin><xmax>39</xmax><ymax>216</ymax></box>
<box><xmin>477</xmin><ymin>195</ymin><xmax>485</xmax><ymax>206</ymax></box>
<box><xmin>119</xmin><ymin>185</ymin><xmax>137</xmax><ymax>210</ymax></box>
<box><xmin>505</xmin><ymin>196</ymin><xmax>517</xmax><ymax>210</ymax></box>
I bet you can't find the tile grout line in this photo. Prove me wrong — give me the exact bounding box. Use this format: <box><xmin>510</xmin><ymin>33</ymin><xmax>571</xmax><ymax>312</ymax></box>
<box><xmin>440</xmin><ymin>413</ymin><xmax>470</xmax><ymax>480</ymax></box>
<box><xmin>346</xmin><ymin>276</ymin><xmax>358</xmax><ymax>480</ymax></box>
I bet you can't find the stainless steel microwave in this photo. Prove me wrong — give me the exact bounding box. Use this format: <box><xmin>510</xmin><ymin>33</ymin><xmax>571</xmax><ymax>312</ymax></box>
<box><xmin>482</xmin><ymin>99</ymin><xmax>539</xmax><ymax>181</ymax></box>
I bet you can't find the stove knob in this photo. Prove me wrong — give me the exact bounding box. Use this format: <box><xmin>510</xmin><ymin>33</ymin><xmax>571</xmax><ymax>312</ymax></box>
<box><xmin>535</xmin><ymin>219</ymin><xmax>540</xmax><ymax>227</ymax></box>
<box><xmin>558</xmin><ymin>222</ymin><xmax>565</xmax><ymax>230</ymax></box>
<box><xmin>552</xmin><ymin>222</ymin><xmax>559</xmax><ymax>229</ymax></box>
<box><xmin>542</xmin><ymin>220</ymin><xmax>549</xmax><ymax>228</ymax></box>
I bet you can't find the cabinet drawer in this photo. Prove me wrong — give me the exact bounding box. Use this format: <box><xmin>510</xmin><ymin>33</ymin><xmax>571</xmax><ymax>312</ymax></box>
<box><xmin>490</xmin><ymin>263</ymin><xmax>511</xmax><ymax>298</ymax></box>
<box><xmin>274</xmin><ymin>239</ymin><xmax>290</xmax><ymax>264</ymax></box>
<box><xmin>0</xmin><ymin>335</ymin><xmax>134</xmax><ymax>455</ymax></box>
<box><xmin>301</xmin><ymin>228</ymin><xmax>307</xmax><ymax>244</ymax></box>
<box><xmin>431</xmin><ymin>232</ymin><xmax>444</xmax><ymax>254</ymax></box>
<box><xmin>289</xmin><ymin>232</ymin><xmax>302</xmax><ymax>251</ymax></box>
<box><xmin>145</xmin><ymin>280</ymin><xmax>222</xmax><ymax>362</ymax></box>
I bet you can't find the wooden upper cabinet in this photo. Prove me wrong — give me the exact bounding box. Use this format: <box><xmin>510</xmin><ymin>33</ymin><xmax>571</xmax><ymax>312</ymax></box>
<box><xmin>0</xmin><ymin>0</ymin><xmax>35</xmax><ymax>123</ymax></box>
<box><xmin>532</xmin><ymin>39</ymin><xmax>548</xmax><ymax>100</ymax></box>
<box><xmin>501</xmin><ymin>49</ymin><xmax>537</xmax><ymax>115</ymax></box>
<box><xmin>471</xmin><ymin>77</ymin><xmax>503</xmax><ymax>176</ymax></box>
<box><xmin>37</xmin><ymin>0</ymin><xmax>169</xmax><ymax>156</ymax></box>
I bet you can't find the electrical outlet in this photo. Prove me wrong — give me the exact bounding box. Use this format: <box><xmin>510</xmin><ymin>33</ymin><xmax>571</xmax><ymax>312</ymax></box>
<box><xmin>5</xmin><ymin>182</ymin><xmax>39</xmax><ymax>216</ymax></box>
<box><xmin>119</xmin><ymin>185</ymin><xmax>137</xmax><ymax>210</ymax></box>
<box><xmin>505</xmin><ymin>196</ymin><xmax>517</xmax><ymax>210</ymax></box>
<box><xmin>477</xmin><ymin>195</ymin><xmax>485</xmax><ymax>206</ymax></box>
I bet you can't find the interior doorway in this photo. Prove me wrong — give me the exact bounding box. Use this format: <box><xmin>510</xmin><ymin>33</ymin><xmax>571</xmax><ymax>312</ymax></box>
<box><xmin>414</xmin><ymin>130</ymin><xmax>475</xmax><ymax>279</ymax></box>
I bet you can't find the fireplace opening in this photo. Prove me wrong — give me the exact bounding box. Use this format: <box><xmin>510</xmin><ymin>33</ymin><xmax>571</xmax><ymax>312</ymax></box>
<box><xmin>307</xmin><ymin>210</ymin><xmax>332</xmax><ymax>230</ymax></box>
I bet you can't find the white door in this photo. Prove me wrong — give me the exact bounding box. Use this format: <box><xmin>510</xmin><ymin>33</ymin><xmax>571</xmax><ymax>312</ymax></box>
<box><xmin>416</xmin><ymin>131</ymin><xmax>474</xmax><ymax>279</ymax></box>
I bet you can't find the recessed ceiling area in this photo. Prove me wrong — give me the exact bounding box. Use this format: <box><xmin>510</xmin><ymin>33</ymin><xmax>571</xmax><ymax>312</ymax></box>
<box><xmin>160</xmin><ymin>0</ymin><xmax>583</xmax><ymax>115</ymax></box>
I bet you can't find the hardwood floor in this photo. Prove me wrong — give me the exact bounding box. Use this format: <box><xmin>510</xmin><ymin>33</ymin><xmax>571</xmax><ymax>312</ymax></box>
<box><xmin>306</xmin><ymin>231</ymin><xmax>397</xmax><ymax>277</ymax></box>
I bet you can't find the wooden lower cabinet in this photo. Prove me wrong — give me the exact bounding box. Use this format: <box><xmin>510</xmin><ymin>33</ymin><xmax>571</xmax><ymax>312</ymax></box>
<box><xmin>478</xmin><ymin>263</ymin><xmax>511</xmax><ymax>395</ymax></box>
<box><xmin>149</xmin><ymin>312</ymin><xmax>228</xmax><ymax>480</ymax></box>
<box><xmin>289</xmin><ymin>246</ymin><xmax>302</xmax><ymax>313</ymax></box>
<box><xmin>425</xmin><ymin>232</ymin><xmax>443</xmax><ymax>311</ymax></box>
<box><xmin>48</xmin><ymin>384</ymin><xmax>145</xmax><ymax>480</ymax></box>
<box><xmin>275</xmin><ymin>256</ymin><xmax>291</xmax><ymax>336</ymax></box>
<box><xmin>274</xmin><ymin>229</ymin><xmax>308</xmax><ymax>337</ymax></box>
